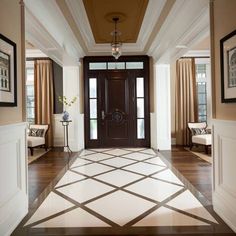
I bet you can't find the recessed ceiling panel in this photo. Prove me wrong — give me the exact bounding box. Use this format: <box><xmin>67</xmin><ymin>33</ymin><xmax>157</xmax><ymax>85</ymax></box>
<box><xmin>83</xmin><ymin>0</ymin><xmax>149</xmax><ymax>44</ymax></box>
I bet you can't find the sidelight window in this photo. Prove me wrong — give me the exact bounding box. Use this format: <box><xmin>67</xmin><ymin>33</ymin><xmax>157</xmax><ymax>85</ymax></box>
<box><xmin>89</xmin><ymin>78</ymin><xmax>98</xmax><ymax>139</ymax></box>
<box><xmin>136</xmin><ymin>77</ymin><xmax>145</xmax><ymax>139</ymax></box>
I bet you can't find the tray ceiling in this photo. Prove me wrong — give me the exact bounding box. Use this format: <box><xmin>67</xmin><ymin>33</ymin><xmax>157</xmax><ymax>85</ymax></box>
<box><xmin>83</xmin><ymin>0</ymin><xmax>148</xmax><ymax>44</ymax></box>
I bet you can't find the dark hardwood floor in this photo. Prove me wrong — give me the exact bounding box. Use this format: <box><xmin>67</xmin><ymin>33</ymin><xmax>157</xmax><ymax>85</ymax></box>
<box><xmin>28</xmin><ymin>147</ymin><xmax>78</xmax><ymax>206</ymax></box>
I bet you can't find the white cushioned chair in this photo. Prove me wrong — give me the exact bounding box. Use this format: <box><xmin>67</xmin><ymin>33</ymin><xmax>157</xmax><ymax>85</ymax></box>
<box><xmin>27</xmin><ymin>124</ymin><xmax>49</xmax><ymax>156</ymax></box>
<box><xmin>188</xmin><ymin>122</ymin><xmax>212</xmax><ymax>154</ymax></box>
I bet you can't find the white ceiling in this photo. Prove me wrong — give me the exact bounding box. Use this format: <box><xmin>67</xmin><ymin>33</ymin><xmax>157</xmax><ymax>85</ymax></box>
<box><xmin>24</xmin><ymin>0</ymin><xmax>210</xmax><ymax>66</ymax></box>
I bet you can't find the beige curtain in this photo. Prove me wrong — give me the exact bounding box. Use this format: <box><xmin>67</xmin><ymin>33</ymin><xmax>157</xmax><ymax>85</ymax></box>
<box><xmin>175</xmin><ymin>58</ymin><xmax>197</xmax><ymax>146</ymax></box>
<box><xmin>34</xmin><ymin>59</ymin><xmax>54</xmax><ymax>147</ymax></box>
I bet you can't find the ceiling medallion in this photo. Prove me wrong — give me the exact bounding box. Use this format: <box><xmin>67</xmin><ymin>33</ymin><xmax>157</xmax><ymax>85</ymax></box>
<box><xmin>111</xmin><ymin>17</ymin><xmax>122</xmax><ymax>60</ymax></box>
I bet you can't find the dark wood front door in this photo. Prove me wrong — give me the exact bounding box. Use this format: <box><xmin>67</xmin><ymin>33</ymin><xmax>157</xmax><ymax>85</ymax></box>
<box><xmin>84</xmin><ymin>56</ymin><xmax>150</xmax><ymax>148</ymax></box>
<box><xmin>102</xmin><ymin>71</ymin><xmax>132</xmax><ymax>146</ymax></box>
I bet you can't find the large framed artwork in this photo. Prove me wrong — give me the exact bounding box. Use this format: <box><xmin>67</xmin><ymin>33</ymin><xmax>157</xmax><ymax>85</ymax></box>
<box><xmin>0</xmin><ymin>33</ymin><xmax>17</xmax><ymax>106</ymax></box>
<box><xmin>220</xmin><ymin>29</ymin><xmax>236</xmax><ymax>103</ymax></box>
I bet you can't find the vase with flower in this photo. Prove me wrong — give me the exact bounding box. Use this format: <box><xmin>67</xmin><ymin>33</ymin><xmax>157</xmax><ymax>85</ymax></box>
<box><xmin>58</xmin><ymin>96</ymin><xmax>77</xmax><ymax>121</ymax></box>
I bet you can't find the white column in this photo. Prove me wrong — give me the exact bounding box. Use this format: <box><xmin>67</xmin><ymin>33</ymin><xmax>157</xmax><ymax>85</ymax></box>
<box><xmin>152</xmin><ymin>64</ymin><xmax>171</xmax><ymax>150</ymax></box>
<box><xmin>63</xmin><ymin>65</ymin><xmax>84</xmax><ymax>152</ymax></box>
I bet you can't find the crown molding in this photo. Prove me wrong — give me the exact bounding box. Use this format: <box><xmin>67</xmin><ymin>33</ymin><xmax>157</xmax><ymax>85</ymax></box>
<box><xmin>148</xmin><ymin>0</ymin><xmax>210</xmax><ymax>63</ymax></box>
<box><xmin>184</xmin><ymin>50</ymin><xmax>210</xmax><ymax>57</ymax></box>
<box><xmin>24</xmin><ymin>0</ymin><xmax>85</xmax><ymax>66</ymax></box>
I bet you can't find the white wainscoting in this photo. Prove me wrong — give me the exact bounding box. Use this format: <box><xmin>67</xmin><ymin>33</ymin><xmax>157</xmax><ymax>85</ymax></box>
<box><xmin>53</xmin><ymin>114</ymin><xmax>64</xmax><ymax>147</ymax></box>
<box><xmin>212</xmin><ymin>119</ymin><xmax>236</xmax><ymax>232</ymax></box>
<box><xmin>0</xmin><ymin>123</ymin><xmax>28</xmax><ymax>236</ymax></box>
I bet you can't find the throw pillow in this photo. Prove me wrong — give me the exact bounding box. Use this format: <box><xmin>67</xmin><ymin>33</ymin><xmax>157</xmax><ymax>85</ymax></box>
<box><xmin>29</xmin><ymin>128</ymin><xmax>44</xmax><ymax>137</ymax></box>
<box><xmin>190</xmin><ymin>128</ymin><xmax>207</xmax><ymax>136</ymax></box>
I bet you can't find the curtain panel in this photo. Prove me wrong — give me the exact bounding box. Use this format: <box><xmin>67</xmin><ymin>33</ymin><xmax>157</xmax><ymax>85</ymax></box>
<box><xmin>175</xmin><ymin>58</ymin><xmax>197</xmax><ymax>146</ymax></box>
<box><xmin>34</xmin><ymin>59</ymin><xmax>54</xmax><ymax>147</ymax></box>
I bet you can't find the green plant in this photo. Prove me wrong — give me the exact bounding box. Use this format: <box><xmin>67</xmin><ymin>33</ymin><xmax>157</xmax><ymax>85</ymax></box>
<box><xmin>58</xmin><ymin>96</ymin><xmax>77</xmax><ymax>107</ymax></box>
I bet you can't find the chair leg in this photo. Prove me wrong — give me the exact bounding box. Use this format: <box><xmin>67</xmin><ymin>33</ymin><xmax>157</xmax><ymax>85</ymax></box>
<box><xmin>45</xmin><ymin>144</ymin><xmax>47</xmax><ymax>152</ymax></box>
<box><xmin>190</xmin><ymin>142</ymin><xmax>193</xmax><ymax>150</ymax></box>
<box><xmin>29</xmin><ymin>147</ymin><xmax>34</xmax><ymax>156</ymax></box>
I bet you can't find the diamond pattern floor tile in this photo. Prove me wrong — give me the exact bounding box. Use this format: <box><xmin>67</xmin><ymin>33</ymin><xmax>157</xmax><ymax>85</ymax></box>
<box><xmin>25</xmin><ymin>192</ymin><xmax>74</xmax><ymax>226</ymax></box>
<box><xmin>33</xmin><ymin>207</ymin><xmax>110</xmax><ymax>228</ymax></box>
<box><xmin>55</xmin><ymin>170</ymin><xmax>86</xmax><ymax>187</ymax></box>
<box><xmin>100</xmin><ymin>157</ymin><xmax>136</xmax><ymax>168</ymax></box>
<box><xmin>82</xmin><ymin>153</ymin><xmax>113</xmax><ymax>162</ymax></box>
<box><xmin>26</xmin><ymin>148</ymin><xmax>217</xmax><ymax>230</ymax></box>
<box><xmin>94</xmin><ymin>169</ymin><xmax>143</xmax><ymax>187</ymax></box>
<box><xmin>152</xmin><ymin>169</ymin><xmax>183</xmax><ymax>185</ymax></box>
<box><xmin>104</xmin><ymin>148</ymin><xmax>131</xmax><ymax>156</ymax></box>
<box><xmin>125</xmin><ymin>178</ymin><xmax>183</xmax><ymax>202</ymax></box>
<box><xmin>144</xmin><ymin>157</ymin><xmax>167</xmax><ymax>167</ymax></box>
<box><xmin>140</xmin><ymin>149</ymin><xmax>157</xmax><ymax>155</ymax></box>
<box><xmin>86</xmin><ymin>190</ymin><xmax>155</xmax><ymax>226</ymax></box>
<box><xmin>70</xmin><ymin>158</ymin><xmax>92</xmax><ymax>168</ymax></box>
<box><xmin>73</xmin><ymin>163</ymin><xmax>114</xmax><ymax>176</ymax></box>
<box><xmin>134</xmin><ymin>206</ymin><xmax>209</xmax><ymax>226</ymax></box>
<box><xmin>166</xmin><ymin>190</ymin><xmax>218</xmax><ymax>223</ymax></box>
<box><xmin>123</xmin><ymin>162</ymin><xmax>165</xmax><ymax>175</ymax></box>
<box><xmin>122</xmin><ymin>152</ymin><xmax>154</xmax><ymax>161</ymax></box>
<box><xmin>56</xmin><ymin>179</ymin><xmax>114</xmax><ymax>203</ymax></box>
<box><xmin>79</xmin><ymin>150</ymin><xmax>95</xmax><ymax>156</ymax></box>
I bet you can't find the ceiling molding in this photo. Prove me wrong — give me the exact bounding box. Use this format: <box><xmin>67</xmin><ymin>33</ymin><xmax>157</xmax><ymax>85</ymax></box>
<box><xmin>25</xmin><ymin>7</ymin><xmax>64</xmax><ymax>66</ymax></box>
<box><xmin>148</xmin><ymin>0</ymin><xmax>210</xmax><ymax>64</ymax></box>
<box><xmin>65</xmin><ymin>0</ymin><xmax>95</xmax><ymax>49</ymax></box>
<box><xmin>65</xmin><ymin>0</ymin><xmax>167</xmax><ymax>54</ymax></box>
<box><xmin>26</xmin><ymin>49</ymin><xmax>48</xmax><ymax>58</ymax></box>
<box><xmin>184</xmin><ymin>50</ymin><xmax>210</xmax><ymax>57</ymax></box>
<box><xmin>24</xmin><ymin>0</ymin><xmax>85</xmax><ymax>66</ymax></box>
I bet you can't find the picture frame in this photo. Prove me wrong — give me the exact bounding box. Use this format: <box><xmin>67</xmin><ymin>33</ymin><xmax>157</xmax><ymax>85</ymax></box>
<box><xmin>220</xmin><ymin>29</ymin><xmax>236</xmax><ymax>103</ymax></box>
<box><xmin>0</xmin><ymin>33</ymin><xmax>17</xmax><ymax>106</ymax></box>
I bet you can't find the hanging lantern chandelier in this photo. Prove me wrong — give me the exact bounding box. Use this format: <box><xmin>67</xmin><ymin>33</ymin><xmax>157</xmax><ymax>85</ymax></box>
<box><xmin>111</xmin><ymin>17</ymin><xmax>122</xmax><ymax>60</ymax></box>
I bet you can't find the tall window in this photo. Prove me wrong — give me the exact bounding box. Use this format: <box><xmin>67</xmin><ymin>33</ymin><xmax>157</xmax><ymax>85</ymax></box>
<box><xmin>196</xmin><ymin>64</ymin><xmax>207</xmax><ymax>122</ymax></box>
<box><xmin>26</xmin><ymin>62</ymin><xmax>35</xmax><ymax>124</ymax></box>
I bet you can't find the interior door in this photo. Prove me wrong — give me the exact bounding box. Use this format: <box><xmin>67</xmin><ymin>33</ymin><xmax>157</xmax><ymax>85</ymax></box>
<box><xmin>101</xmin><ymin>71</ymin><xmax>133</xmax><ymax>147</ymax></box>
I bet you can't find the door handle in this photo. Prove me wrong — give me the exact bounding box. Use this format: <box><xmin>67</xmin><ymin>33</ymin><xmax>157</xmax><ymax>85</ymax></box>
<box><xmin>101</xmin><ymin>110</ymin><xmax>105</xmax><ymax>120</ymax></box>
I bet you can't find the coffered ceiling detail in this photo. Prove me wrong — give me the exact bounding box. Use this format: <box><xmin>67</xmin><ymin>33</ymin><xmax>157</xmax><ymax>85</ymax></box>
<box><xmin>83</xmin><ymin>0</ymin><xmax>148</xmax><ymax>44</ymax></box>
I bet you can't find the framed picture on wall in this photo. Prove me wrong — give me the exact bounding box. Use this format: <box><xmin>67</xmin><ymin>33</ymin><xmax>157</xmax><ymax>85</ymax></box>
<box><xmin>220</xmin><ymin>29</ymin><xmax>236</xmax><ymax>103</ymax></box>
<box><xmin>0</xmin><ymin>33</ymin><xmax>17</xmax><ymax>106</ymax></box>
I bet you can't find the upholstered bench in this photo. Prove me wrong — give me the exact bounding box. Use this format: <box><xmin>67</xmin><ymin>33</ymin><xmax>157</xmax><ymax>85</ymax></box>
<box><xmin>27</xmin><ymin>124</ymin><xmax>49</xmax><ymax>156</ymax></box>
<box><xmin>188</xmin><ymin>122</ymin><xmax>212</xmax><ymax>154</ymax></box>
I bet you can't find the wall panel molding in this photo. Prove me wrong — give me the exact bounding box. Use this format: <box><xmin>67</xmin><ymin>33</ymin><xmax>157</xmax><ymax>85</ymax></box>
<box><xmin>213</xmin><ymin>119</ymin><xmax>236</xmax><ymax>232</ymax></box>
<box><xmin>0</xmin><ymin>123</ymin><xmax>28</xmax><ymax>236</ymax></box>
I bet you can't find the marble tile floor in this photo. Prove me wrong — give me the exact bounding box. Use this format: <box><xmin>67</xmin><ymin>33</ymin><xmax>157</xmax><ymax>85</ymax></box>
<box><xmin>14</xmin><ymin>148</ymin><xmax>235</xmax><ymax>235</ymax></box>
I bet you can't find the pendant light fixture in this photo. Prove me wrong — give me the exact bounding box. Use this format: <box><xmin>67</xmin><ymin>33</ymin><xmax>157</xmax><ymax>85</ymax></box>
<box><xmin>111</xmin><ymin>17</ymin><xmax>122</xmax><ymax>60</ymax></box>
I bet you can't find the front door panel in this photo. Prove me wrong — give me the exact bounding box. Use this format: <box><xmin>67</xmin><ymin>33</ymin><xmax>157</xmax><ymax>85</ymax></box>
<box><xmin>102</xmin><ymin>72</ymin><xmax>132</xmax><ymax>146</ymax></box>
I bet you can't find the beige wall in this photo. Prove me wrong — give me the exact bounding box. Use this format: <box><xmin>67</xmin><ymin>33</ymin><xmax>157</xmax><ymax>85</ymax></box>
<box><xmin>212</xmin><ymin>0</ymin><xmax>236</xmax><ymax>120</ymax></box>
<box><xmin>170</xmin><ymin>61</ymin><xmax>176</xmax><ymax>137</ymax></box>
<box><xmin>0</xmin><ymin>0</ymin><xmax>23</xmax><ymax>125</ymax></box>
